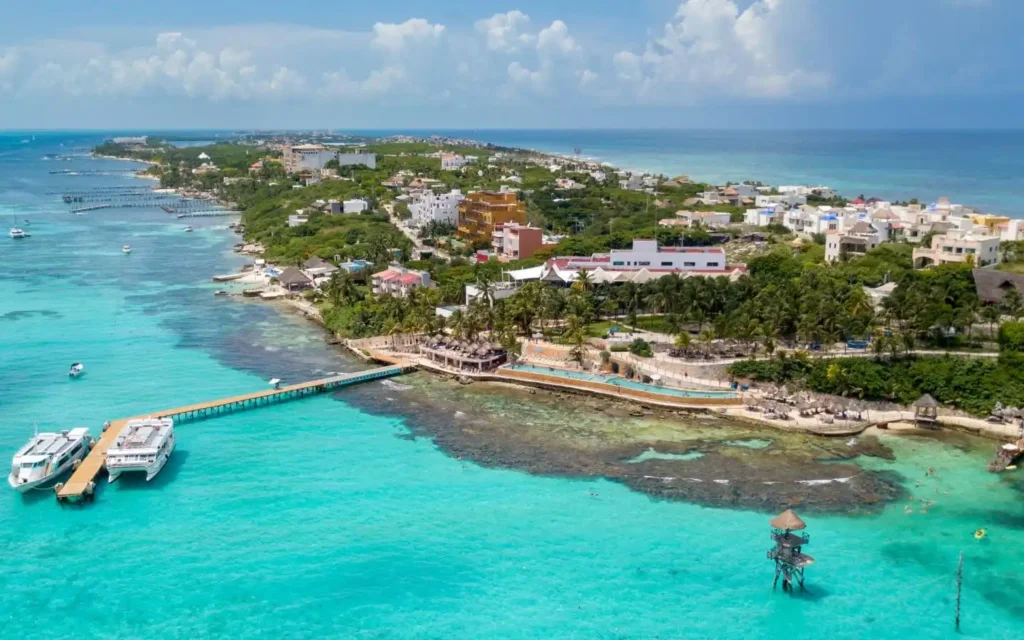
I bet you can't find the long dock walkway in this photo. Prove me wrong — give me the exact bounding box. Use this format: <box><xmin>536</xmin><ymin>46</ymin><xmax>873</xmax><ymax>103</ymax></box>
<box><xmin>56</xmin><ymin>365</ymin><xmax>410</xmax><ymax>502</ymax></box>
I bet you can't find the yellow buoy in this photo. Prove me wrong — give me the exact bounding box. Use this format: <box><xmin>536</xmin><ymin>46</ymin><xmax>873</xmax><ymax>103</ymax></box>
<box><xmin>974</xmin><ymin>528</ymin><xmax>986</xmax><ymax>540</ymax></box>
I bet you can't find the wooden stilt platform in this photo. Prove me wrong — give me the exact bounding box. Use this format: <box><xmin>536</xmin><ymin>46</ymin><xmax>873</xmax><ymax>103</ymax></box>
<box><xmin>55</xmin><ymin>364</ymin><xmax>411</xmax><ymax>502</ymax></box>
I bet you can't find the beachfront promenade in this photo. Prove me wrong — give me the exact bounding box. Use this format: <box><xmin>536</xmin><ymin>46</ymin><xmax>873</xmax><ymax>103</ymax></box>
<box><xmin>56</xmin><ymin>364</ymin><xmax>411</xmax><ymax>502</ymax></box>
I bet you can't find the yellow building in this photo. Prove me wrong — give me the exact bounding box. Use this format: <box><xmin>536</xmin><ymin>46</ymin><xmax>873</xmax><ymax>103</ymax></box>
<box><xmin>457</xmin><ymin>190</ymin><xmax>527</xmax><ymax>242</ymax></box>
<box><xmin>969</xmin><ymin>213</ymin><xmax>1010</xmax><ymax>234</ymax></box>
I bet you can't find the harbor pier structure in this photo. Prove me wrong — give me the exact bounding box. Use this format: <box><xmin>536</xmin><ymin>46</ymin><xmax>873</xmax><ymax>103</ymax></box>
<box><xmin>55</xmin><ymin>365</ymin><xmax>411</xmax><ymax>503</ymax></box>
<box><xmin>767</xmin><ymin>509</ymin><xmax>814</xmax><ymax>593</ymax></box>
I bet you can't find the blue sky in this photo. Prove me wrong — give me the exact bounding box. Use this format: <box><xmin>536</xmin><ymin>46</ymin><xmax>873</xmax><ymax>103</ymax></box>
<box><xmin>0</xmin><ymin>0</ymin><xmax>1021</xmax><ymax>129</ymax></box>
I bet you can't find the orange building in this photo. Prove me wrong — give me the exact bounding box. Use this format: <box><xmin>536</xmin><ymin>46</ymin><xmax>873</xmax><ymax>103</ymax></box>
<box><xmin>457</xmin><ymin>190</ymin><xmax>527</xmax><ymax>242</ymax></box>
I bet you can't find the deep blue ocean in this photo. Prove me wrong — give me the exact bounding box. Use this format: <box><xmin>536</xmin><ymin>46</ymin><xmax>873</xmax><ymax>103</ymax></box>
<box><xmin>1</xmin><ymin>131</ymin><xmax>1022</xmax><ymax>638</ymax></box>
<box><xmin>371</xmin><ymin>129</ymin><xmax>1024</xmax><ymax>215</ymax></box>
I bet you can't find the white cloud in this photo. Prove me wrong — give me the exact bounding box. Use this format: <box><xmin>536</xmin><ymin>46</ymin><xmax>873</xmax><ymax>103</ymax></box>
<box><xmin>475</xmin><ymin>11</ymin><xmax>533</xmax><ymax>52</ymax></box>
<box><xmin>0</xmin><ymin>48</ymin><xmax>18</xmax><ymax>93</ymax></box>
<box><xmin>507</xmin><ymin>61</ymin><xmax>545</xmax><ymax>90</ymax></box>
<box><xmin>536</xmin><ymin>20</ymin><xmax>580</xmax><ymax>56</ymax></box>
<box><xmin>615</xmin><ymin>0</ymin><xmax>830</xmax><ymax>99</ymax></box>
<box><xmin>12</xmin><ymin>32</ymin><xmax>309</xmax><ymax>101</ymax></box>
<box><xmin>156</xmin><ymin>32</ymin><xmax>196</xmax><ymax>51</ymax></box>
<box><xmin>371</xmin><ymin>19</ymin><xmax>445</xmax><ymax>53</ymax></box>
<box><xmin>578</xmin><ymin>69</ymin><xmax>599</xmax><ymax>88</ymax></box>
<box><xmin>321</xmin><ymin>65</ymin><xmax>405</xmax><ymax>98</ymax></box>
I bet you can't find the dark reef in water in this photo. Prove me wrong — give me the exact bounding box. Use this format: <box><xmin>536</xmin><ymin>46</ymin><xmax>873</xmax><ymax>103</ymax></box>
<box><xmin>0</xmin><ymin>309</ymin><xmax>61</xmax><ymax>321</ymax></box>
<box><xmin>191</xmin><ymin>299</ymin><xmax>911</xmax><ymax>515</ymax></box>
<box><xmin>340</xmin><ymin>373</ymin><xmax>907</xmax><ymax>514</ymax></box>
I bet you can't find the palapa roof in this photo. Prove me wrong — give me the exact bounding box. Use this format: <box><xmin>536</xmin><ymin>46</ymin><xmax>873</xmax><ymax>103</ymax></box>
<box><xmin>914</xmin><ymin>394</ymin><xmax>939</xmax><ymax>408</ymax></box>
<box><xmin>303</xmin><ymin>256</ymin><xmax>334</xmax><ymax>270</ymax></box>
<box><xmin>770</xmin><ymin>509</ymin><xmax>806</xmax><ymax>531</ymax></box>
<box><xmin>277</xmin><ymin>267</ymin><xmax>313</xmax><ymax>287</ymax></box>
<box><xmin>973</xmin><ymin>268</ymin><xmax>1024</xmax><ymax>304</ymax></box>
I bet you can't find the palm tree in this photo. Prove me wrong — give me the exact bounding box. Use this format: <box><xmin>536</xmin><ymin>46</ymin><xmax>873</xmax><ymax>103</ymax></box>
<box><xmin>980</xmin><ymin>304</ymin><xmax>1002</xmax><ymax>339</ymax></box>
<box><xmin>698</xmin><ymin>328</ymin><xmax>716</xmax><ymax>357</ymax></box>
<box><xmin>674</xmin><ymin>331</ymin><xmax>692</xmax><ymax>354</ymax></box>
<box><xmin>449</xmin><ymin>308</ymin><xmax>467</xmax><ymax>340</ymax></box>
<box><xmin>1002</xmin><ymin>288</ymin><xmax>1023</xmax><ymax>321</ymax></box>
<box><xmin>475</xmin><ymin>277</ymin><xmax>496</xmax><ymax>307</ymax></box>
<box><xmin>572</xmin><ymin>269</ymin><xmax>593</xmax><ymax>293</ymax></box>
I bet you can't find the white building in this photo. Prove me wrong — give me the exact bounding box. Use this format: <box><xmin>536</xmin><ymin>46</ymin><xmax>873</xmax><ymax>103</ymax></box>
<box><xmin>825</xmin><ymin>221</ymin><xmax>884</xmax><ymax>263</ymax></box>
<box><xmin>674</xmin><ymin>211</ymin><xmax>732</xmax><ymax>229</ymax></box>
<box><xmin>337</xmin><ymin>152</ymin><xmax>377</xmax><ymax>170</ymax></box>
<box><xmin>441</xmin><ymin>154</ymin><xmax>468</xmax><ymax>171</ymax></box>
<box><xmin>756</xmin><ymin>193</ymin><xmax>808</xmax><ymax>208</ymax></box>
<box><xmin>779</xmin><ymin>185</ymin><xmax>837</xmax><ymax>199</ymax></box>
<box><xmin>744</xmin><ymin>207</ymin><xmax>784</xmax><ymax>227</ymax></box>
<box><xmin>913</xmin><ymin>230</ymin><xmax>1001</xmax><ymax>269</ymax></box>
<box><xmin>288</xmin><ymin>211</ymin><xmax>309</xmax><ymax>227</ymax></box>
<box><xmin>560</xmin><ymin>239</ymin><xmax>730</xmax><ymax>272</ymax></box>
<box><xmin>783</xmin><ymin>208</ymin><xmax>845</xmax><ymax>235</ymax></box>
<box><xmin>730</xmin><ymin>184</ymin><xmax>760</xmax><ymax>199</ymax></box>
<box><xmin>343</xmin><ymin>199</ymin><xmax>369</xmax><ymax>214</ymax></box>
<box><xmin>590</xmin><ymin>170</ymin><xmax>607</xmax><ymax>183</ymax></box>
<box><xmin>282</xmin><ymin>144</ymin><xmax>337</xmax><ymax>174</ymax></box>
<box><xmin>409</xmin><ymin>189</ymin><xmax>464</xmax><ymax>226</ymax></box>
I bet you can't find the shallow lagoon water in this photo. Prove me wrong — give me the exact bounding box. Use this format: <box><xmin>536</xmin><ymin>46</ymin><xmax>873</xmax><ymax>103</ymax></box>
<box><xmin>0</xmin><ymin>134</ymin><xmax>1022</xmax><ymax>638</ymax></box>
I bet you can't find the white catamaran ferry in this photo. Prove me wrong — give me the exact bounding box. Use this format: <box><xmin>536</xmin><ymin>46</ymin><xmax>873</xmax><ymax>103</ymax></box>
<box><xmin>8</xmin><ymin>428</ymin><xmax>92</xmax><ymax>492</ymax></box>
<box><xmin>105</xmin><ymin>418</ymin><xmax>175</xmax><ymax>482</ymax></box>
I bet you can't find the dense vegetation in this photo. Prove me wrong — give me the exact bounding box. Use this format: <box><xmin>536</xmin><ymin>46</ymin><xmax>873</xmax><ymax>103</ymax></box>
<box><xmin>729</xmin><ymin>352</ymin><xmax>1024</xmax><ymax>416</ymax></box>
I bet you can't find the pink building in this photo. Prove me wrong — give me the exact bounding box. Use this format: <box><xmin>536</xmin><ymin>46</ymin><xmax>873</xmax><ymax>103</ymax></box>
<box><xmin>491</xmin><ymin>222</ymin><xmax>550</xmax><ymax>261</ymax></box>
<box><xmin>371</xmin><ymin>266</ymin><xmax>433</xmax><ymax>297</ymax></box>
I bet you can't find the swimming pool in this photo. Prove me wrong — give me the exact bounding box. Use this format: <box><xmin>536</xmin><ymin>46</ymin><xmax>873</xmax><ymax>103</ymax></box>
<box><xmin>505</xmin><ymin>364</ymin><xmax>738</xmax><ymax>399</ymax></box>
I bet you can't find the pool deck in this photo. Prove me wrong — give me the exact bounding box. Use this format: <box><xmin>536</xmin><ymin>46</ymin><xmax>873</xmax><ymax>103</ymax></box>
<box><xmin>495</xmin><ymin>367</ymin><xmax>742</xmax><ymax>408</ymax></box>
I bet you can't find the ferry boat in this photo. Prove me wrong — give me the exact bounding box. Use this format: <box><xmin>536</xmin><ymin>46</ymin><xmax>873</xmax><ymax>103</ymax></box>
<box><xmin>9</xmin><ymin>228</ymin><xmax>28</xmax><ymax>239</ymax></box>
<box><xmin>105</xmin><ymin>418</ymin><xmax>175</xmax><ymax>483</ymax></box>
<box><xmin>122</xmin><ymin>245</ymin><xmax>132</xmax><ymax>254</ymax></box>
<box><xmin>68</xmin><ymin>362</ymin><xmax>84</xmax><ymax>378</ymax></box>
<box><xmin>8</xmin><ymin>428</ymin><xmax>91</xmax><ymax>493</ymax></box>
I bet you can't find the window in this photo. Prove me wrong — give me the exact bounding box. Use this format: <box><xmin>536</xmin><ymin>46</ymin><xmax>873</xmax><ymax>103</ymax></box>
<box><xmin>638</xmin><ymin>261</ymin><xmax>650</xmax><ymax>266</ymax></box>
<box><xmin>708</xmin><ymin>262</ymin><xmax>720</xmax><ymax>267</ymax></box>
<box><xmin>612</xmin><ymin>261</ymin><xmax>624</xmax><ymax>266</ymax></box>
<box><xmin>661</xmin><ymin>261</ymin><xmax>673</xmax><ymax>267</ymax></box>
<box><xmin>684</xmin><ymin>261</ymin><xmax>696</xmax><ymax>267</ymax></box>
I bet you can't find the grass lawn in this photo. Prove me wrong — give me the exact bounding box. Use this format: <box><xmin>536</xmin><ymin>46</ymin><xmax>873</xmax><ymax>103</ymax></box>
<box><xmin>631</xmin><ymin>315</ymin><xmax>677</xmax><ymax>334</ymax></box>
<box><xmin>586</xmin><ymin>320</ymin><xmax>628</xmax><ymax>338</ymax></box>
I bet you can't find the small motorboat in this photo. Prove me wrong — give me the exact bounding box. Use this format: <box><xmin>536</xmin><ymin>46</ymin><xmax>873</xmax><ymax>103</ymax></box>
<box><xmin>184</xmin><ymin>226</ymin><xmax>194</xmax><ymax>232</ymax></box>
<box><xmin>9</xmin><ymin>228</ymin><xmax>28</xmax><ymax>239</ymax></box>
<box><xmin>68</xmin><ymin>363</ymin><xmax>84</xmax><ymax>378</ymax></box>
<box><xmin>123</xmin><ymin>245</ymin><xmax>132</xmax><ymax>254</ymax></box>
<box><xmin>975</xmin><ymin>528</ymin><xmax>987</xmax><ymax>540</ymax></box>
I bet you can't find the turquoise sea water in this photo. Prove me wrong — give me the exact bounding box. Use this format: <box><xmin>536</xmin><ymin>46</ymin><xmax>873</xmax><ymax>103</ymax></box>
<box><xmin>1</xmin><ymin>133</ymin><xmax>1023</xmax><ymax>638</ymax></box>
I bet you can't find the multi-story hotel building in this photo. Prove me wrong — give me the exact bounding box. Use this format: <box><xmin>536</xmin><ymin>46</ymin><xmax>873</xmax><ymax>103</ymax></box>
<box><xmin>457</xmin><ymin>190</ymin><xmax>527</xmax><ymax>242</ymax></box>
